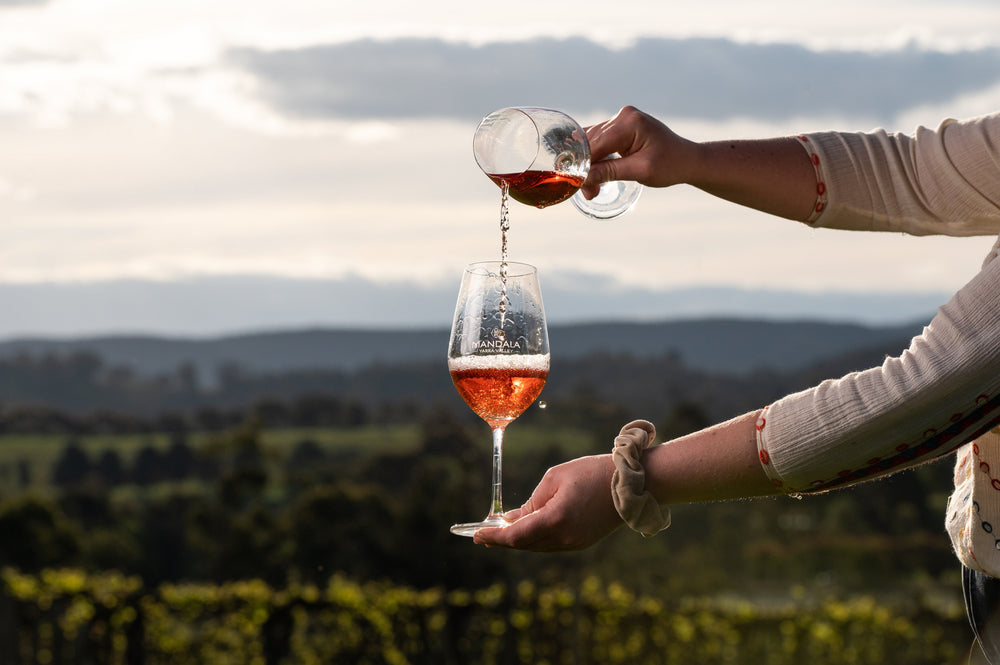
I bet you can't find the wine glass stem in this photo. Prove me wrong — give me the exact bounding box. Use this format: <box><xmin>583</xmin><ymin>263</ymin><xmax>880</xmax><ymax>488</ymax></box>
<box><xmin>488</xmin><ymin>427</ymin><xmax>505</xmax><ymax>520</ymax></box>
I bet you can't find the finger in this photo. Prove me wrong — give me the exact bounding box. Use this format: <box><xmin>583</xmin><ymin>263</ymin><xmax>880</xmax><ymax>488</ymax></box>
<box><xmin>586</xmin><ymin>157</ymin><xmax>621</xmax><ymax>188</ymax></box>
<box><xmin>473</xmin><ymin>483</ymin><xmax>560</xmax><ymax>549</ymax></box>
<box><xmin>585</xmin><ymin>106</ymin><xmax>641</xmax><ymax>161</ymax></box>
<box><xmin>498</xmin><ymin>490</ymin><xmax>540</xmax><ymax>523</ymax></box>
<box><xmin>473</xmin><ymin>508</ymin><xmax>551</xmax><ymax>550</ymax></box>
<box><xmin>585</xmin><ymin>122</ymin><xmax>622</xmax><ymax>164</ymax></box>
<box><xmin>519</xmin><ymin>471</ymin><xmax>560</xmax><ymax>514</ymax></box>
<box><xmin>580</xmin><ymin>156</ymin><xmax>625</xmax><ymax>199</ymax></box>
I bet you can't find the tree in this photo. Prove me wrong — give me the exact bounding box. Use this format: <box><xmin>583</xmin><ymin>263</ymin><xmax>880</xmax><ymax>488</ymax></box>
<box><xmin>134</xmin><ymin>494</ymin><xmax>201</xmax><ymax>583</ymax></box>
<box><xmin>213</xmin><ymin>505</ymin><xmax>286</xmax><ymax>585</ymax></box>
<box><xmin>216</xmin><ymin>424</ymin><xmax>269</xmax><ymax>510</ymax></box>
<box><xmin>418</xmin><ymin>406</ymin><xmax>476</xmax><ymax>463</ymax></box>
<box><xmin>94</xmin><ymin>449</ymin><xmax>126</xmax><ymax>486</ymax></box>
<box><xmin>130</xmin><ymin>445</ymin><xmax>166</xmax><ymax>486</ymax></box>
<box><xmin>658</xmin><ymin>401</ymin><xmax>712</xmax><ymax>441</ymax></box>
<box><xmin>286</xmin><ymin>438</ymin><xmax>326</xmax><ymax>470</ymax></box>
<box><xmin>58</xmin><ymin>485</ymin><xmax>113</xmax><ymax>529</ymax></box>
<box><xmin>52</xmin><ymin>440</ymin><xmax>92</xmax><ymax>487</ymax></box>
<box><xmin>284</xmin><ymin>438</ymin><xmax>330</xmax><ymax>490</ymax></box>
<box><xmin>284</xmin><ymin>483</ymin><xmax>399</xmax><ymax>583</ymax></box>
<box><xmin>162</xmin><ymin>434</ymin><xmax>197</xmax><ymax>481</ymax></box>
<box><xmin>0</xmin><ymin>495</ymin><xmax>79</xmax><ymax>570</ymax></box>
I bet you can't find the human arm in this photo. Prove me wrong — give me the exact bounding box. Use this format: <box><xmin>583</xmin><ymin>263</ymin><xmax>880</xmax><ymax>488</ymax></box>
<box><xmin>474</xmin><ymin>410</ymin><xmax>779</xmax><ymax>551</ymax></box>
<box><xmin>579</xmin><ymin>106</ymin><xmax>819</xmax><ymax>222</ymax></box>
<box><xmin>477</xmin><ymin>253</ymin><xmax>1000</xmax><ymax>552</ymax></box>
<box><xmin>478</xmin><ymin>110</ymin><xmax>1000</xmax><ymax>553</ymax></box>
<box><xmin>582</xmin><ymin>106</ymin><xmax>1000</xmax><ymax>236</ymax></box>
<box><xmin>758</xmin><ymin>251</ymin><xmax>1000</xmax><ymax>493</ymax></box>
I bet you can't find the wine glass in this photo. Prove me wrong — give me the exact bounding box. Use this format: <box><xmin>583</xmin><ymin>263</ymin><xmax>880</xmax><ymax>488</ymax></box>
<box><xmin>473</xmin><ymin>106</ymin><xmax>642</xmax><ymax>219</ymax></box>
<box><xmin>447</xmin><ymin>261</ymin><xmax>550</xmax><ymax>536</ymax></box>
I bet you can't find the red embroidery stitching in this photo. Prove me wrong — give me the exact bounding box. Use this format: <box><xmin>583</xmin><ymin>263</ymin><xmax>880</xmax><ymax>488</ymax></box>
<box><xmin>974</xmin><ymin>444</ymin><xmax>1000</xmax><ymax>492</ymax></box>
<box><xmin>795</xmin><ymin>136</ymin><xmax>828</xmax><ymax>226</ymax></box>
<box><xmin>804</xmin><ymin>391</ymin><xmax>999</xmax><ymax>491</ymax></box>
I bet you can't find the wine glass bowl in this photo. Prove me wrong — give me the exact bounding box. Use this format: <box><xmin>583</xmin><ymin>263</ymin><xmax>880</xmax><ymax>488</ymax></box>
<box><xmin>473</xmin><ymin>106</ymin><xmax>642</xmax><ymax>218</ymax></box>
<box><xmin>447</xmin><ymin>261</ymin><xmax>549</xmax><ymax>536</ymax></box>
<box><xmin>473</xmin><ymin>107</ymin><xmax>588</xmax><ymax>208</ymax></box>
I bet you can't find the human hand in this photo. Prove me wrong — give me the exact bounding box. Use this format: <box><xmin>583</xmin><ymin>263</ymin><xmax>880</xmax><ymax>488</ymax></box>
<box><xmin>473</xmin><ymin>454</ymin><xmax>623</xmax><ymax>551</ymax></box>
<box><xmin>579</xmin><ymin>105</ymin><xmax>697</xmax><ymax>199</ymax></box>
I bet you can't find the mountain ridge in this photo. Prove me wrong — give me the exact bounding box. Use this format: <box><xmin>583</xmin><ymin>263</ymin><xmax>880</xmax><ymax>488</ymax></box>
<box><xmin>0</xmin><ymin>317</ymin><xmax>927</xmax><ymax>379</ymax></box>
<box><xmin>0</xmin><ymin>276</ymin><xmax>948</xmax><ymax>340</ymax></box>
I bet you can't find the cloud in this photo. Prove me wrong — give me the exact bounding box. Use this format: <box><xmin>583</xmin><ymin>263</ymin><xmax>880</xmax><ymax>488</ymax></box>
<box><xmin>0</xmin><ymin>25</ymin><xmax>995</xmax><ymax>319</ymax></box>
<box><xmin>0</xmin><ymin>175</ymin><xmax>35</xmax><ymax>202</ymax></box>
<box><xmin>228</xmin><ymin>37</ymin><xmax>1000</xmax><ymax>125</ymax></box>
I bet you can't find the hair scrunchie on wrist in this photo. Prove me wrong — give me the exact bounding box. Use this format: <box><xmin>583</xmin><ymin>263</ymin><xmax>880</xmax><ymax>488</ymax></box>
<box><xmin>611</xmin><ymin>419</ymin><xmax>671</xmax><ymax>537</ymax></box>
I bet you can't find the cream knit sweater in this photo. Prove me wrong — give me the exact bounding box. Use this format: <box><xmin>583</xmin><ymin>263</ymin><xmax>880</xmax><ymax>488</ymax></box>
<box><xmin>751</xmin><ymin>112</ymin><xmax>1000</xmax><ymax>573</ymax></box>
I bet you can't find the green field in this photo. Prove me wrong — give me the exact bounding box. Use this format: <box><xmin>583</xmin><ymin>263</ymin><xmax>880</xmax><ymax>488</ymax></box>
<box><xmin>0</xmin><ymin>422</ymin><xmax>595</xmax><ymax>488</ymax></box>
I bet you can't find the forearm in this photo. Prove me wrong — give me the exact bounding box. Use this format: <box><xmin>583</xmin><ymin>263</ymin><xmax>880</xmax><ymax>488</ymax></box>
<box><xmin>686</xmin><ymin>138</ymin><xmax>818</xmax><ymax>223</ymax></box>
<box><xmin>473</xmin><ymin>409</ymin><xmax>779</xmax><ymax>551</ymax></box>
<box><xmin>758</xmin><ymin>253</ymin><xmax>1000</xmax><ymax>493</ymax></box>
<box><xmin>642</xmin><ymin>409</ymin><xmax>780</xmax><ymax>504</ymax></box>
<box><xmin>583</xmin><ymin>107</ymin><xmax>818</xmax><ymax>222</ymax></box>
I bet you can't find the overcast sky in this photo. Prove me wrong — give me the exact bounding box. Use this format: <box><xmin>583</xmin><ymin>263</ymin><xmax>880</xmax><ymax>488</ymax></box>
<box><xmin>1</xmin><ymin>0</ymin><xmax>999</xmax><ymax>334</ymax></box>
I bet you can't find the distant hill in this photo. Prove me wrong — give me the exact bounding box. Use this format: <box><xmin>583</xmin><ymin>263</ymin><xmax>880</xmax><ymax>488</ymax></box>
<box><xmin>0</xmin><ymin>275</ymin><xmax>948</xmax><ymax>340</ymax></box>
<box><xmin>0</xmin><ymin>317</ymin><xmax>926</xmax><ymax>381</ymax></box>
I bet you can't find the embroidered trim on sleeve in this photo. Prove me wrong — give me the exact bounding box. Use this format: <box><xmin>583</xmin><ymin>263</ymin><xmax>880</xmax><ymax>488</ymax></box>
<box><xmin>795</xmin><ymin>135</ymin><xmax>828</xmax><ymax>225</ymax></box>
<box><xmin>754</xmin><ymin>405</ymin><xmax>787</xmax><ymax>490</ymax></box>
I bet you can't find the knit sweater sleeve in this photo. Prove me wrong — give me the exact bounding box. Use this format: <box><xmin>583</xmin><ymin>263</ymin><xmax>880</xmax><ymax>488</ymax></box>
<box><xmin>799</xmin><ymin>112</ymin><xmax>1000</xmax><ymax>236</ymax></box>
<box><xmin>757</xmin><ymin>256</ymin><xmax>1000</xmax><ymax>492</ymax></box>
<box><xmin>754</xmin><ymin>113</ymin><xmax>1000</xmax><ymax>493</ymax></box>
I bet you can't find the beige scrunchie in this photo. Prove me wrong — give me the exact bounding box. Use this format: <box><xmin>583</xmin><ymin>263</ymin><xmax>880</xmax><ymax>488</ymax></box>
<box><xmin>611</xmin><ymin>419</ymin><xmax>671</xmax><ymax>537</ymax></box>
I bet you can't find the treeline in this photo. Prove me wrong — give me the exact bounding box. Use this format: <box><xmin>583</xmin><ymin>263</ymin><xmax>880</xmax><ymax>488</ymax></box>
<box><xmin>0</xmin><ymin>404</ymin><xmax>959</xmax><ymax>597</ymax></box>
<box><xmin>0</xmin><ymin>349</ymin><xmax>752</xmax><ymax>447</ymax></box>
<box><xmin>0</xmin><ymin>411</ymin><xmax>559</xmax><ymax>589</ymax></box>
<box><xmin>0</xmin><ymin>343</ymin><xmax>884</xmax><ymax>426</ymax></box>
<box><xmin>0</xmin><ymin>342</ymin><xmax>966</xmax><ymax>619</ymax></box>
<box><xmin>0</xmin><ymin>350</ymin><xmax>434</xmax><ymax>423</ymax></box>
<box><xmin>0</xmin><ymin>338</ymin><xmax>974</xmax><ymax>662</ymax></box>
<box><xmin>0</xmin><ymin>393</ymin><xmax>409</xmax><ymax>437</ymax></box>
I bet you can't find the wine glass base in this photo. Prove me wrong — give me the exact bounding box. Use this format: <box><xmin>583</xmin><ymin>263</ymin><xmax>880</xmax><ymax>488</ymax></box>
<box><xmin>572</xmin><ymin>180</ymin><xmax>642</xmax><ymax>219</ymax></box>
<box><xmin>571</xmin><ymin>153</ymin><xmax>643</xmax><ymax>220</ymax></box>
<box><xmin>450</xmin><ymin>515</ymin><xmax>510</xmax><ymax>537</ymax></box>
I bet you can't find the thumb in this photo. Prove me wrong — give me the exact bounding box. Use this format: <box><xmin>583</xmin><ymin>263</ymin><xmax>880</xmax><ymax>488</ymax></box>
<box><xmin>581</xmin><ymin>156</ymin><xmax>626</xmax><ymax>199</ymax></box>
<box><xmin>593</xmin><ymin>156</ymin><xmax>622</xmax><ymax>183</ymax></box>
<box><xmin>504</xmin><ymin>467</ymin><xmax>563</xmax><ymax>521</ymax></box>
<box><xmin>474</xmin><ymin>501</ymin><xmax>551</xmax><ymax>549</ymax></box>
<box><xmin>501</xmin><ymin>494</ymin><xmax>540</xmax><ymax>522</ymax></box>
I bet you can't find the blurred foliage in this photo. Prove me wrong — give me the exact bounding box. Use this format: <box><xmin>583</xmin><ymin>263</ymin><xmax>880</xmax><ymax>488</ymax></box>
<box><xmin>0</xmin><ymin>568</ymin><xmax>971</xmax><ymax>665</ymax></box>
<box><xmin>0</xmin><ymin>348</ymin><xmax>979</xmax><ymax>661</ymax></box>
<box><xmin>0</xmin><ymin>396</ymin><xmax>962</xmax><ymax>597</ymax></box>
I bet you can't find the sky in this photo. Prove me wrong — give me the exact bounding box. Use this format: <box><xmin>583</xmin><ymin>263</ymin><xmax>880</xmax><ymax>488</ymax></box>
<box><xmin>1</xmin><ymin>0</ymin><xmax>999</xmax><ymax>336</ymax></box>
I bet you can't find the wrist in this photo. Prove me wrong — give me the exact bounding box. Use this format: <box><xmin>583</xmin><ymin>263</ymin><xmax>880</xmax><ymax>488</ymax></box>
<box><xmin>610</xmin><ymin>419</ymin><xmax>671</xmax><ymax>537</ymax></box>
<box><xmin>677</xmin><ymin>139</ymin><xmax>710</xmax><ymax>188</ymax></box>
